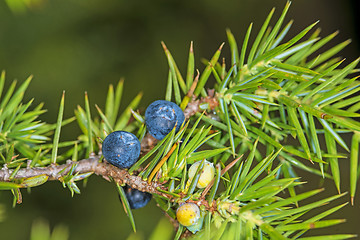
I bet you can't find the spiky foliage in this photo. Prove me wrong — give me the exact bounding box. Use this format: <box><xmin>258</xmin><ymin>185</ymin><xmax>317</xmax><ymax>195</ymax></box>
<box><xmin>0</xmin><ymin>1</ymin><xmax>359</xmax><ymax>239</ymax></box>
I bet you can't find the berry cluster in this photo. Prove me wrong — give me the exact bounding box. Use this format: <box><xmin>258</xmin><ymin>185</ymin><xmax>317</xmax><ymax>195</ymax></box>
<box><xmin>102</xmin><ymin>100</ymin><xmax>185</xmax><ymax>208</ymax></box>
<box><xmin>177</xmin><ymin>160</ymin><xmax>215</xmax><ymax>231</ymax></box>
<box><xmin>102</xmin><ymin>99</ymin><xmax>214</xmax><ymax>229</ymax></box>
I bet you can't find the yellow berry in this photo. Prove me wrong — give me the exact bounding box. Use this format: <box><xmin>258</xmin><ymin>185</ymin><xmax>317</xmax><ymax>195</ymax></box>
<box><xmin>188</xmin><ymin>160</ymin><xmax>215</xmax><ymax>188</ymax></box>
<box><xmin>176</xmin><ymin>203</ymin><xmax>200</xmax><ymax>227</ymax></box>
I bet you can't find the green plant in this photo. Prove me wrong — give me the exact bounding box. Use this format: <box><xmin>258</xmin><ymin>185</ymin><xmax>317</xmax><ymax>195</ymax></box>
<box><xmin>0</xmin><ymin>1</ymin><xmax>359</xmax><ymax>239</ymax></box>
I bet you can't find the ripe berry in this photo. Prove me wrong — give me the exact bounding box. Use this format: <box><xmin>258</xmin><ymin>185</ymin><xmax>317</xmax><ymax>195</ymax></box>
<box><xmin>188</xmin><ymin>160</ymin><xmax>215</xmax><ymax>188</ymax></box>
<box><xmin>102</xmin><ymin>131</ymin><xmax>141</xmax><ymax>169</ymax></box>
<box><xmin>176</xmin><ymin>202</ymin><xmax>200</xmax><ymax>227</ymax></box>
<box><xmin>124</xmin><ymin>185</ymin><xmax>152</xmax><ymax>209</ymax></box>
<box><xmin>145</xmin><ymin>100</ymin><xmax>185</xmax><ymax>140</ymax></box>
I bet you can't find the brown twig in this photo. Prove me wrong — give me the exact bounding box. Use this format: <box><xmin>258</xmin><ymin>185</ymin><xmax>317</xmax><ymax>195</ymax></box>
<box><xmin>0</xmin><ymin>156</ymin><xmax>168</xmax><ymax>195</ymax></box>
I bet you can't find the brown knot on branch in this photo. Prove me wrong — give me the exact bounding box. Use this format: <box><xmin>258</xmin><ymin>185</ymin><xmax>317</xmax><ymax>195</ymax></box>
<box><xmin>183</xmin><ymin>89</ymin><xmax>219</xmax><ymax>119</ymax></box>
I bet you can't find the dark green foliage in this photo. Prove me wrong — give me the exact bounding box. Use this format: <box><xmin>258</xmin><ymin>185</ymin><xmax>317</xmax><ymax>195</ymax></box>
<box><xmin>0</xmin><ymin>1</ymin><xmax>359</xmax><ymax>239</ymax></box>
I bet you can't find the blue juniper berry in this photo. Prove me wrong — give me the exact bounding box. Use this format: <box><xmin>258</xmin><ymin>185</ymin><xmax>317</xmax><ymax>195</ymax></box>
<box><xmin>145</xmin><ymin>100</ymin><xmax>185</xmax><ymax>140</ymax></box>
<box><xmin>102</xmin><ymin>131</ymin><xmax>141</xmax><ymax>169</ymax></box>
<box><xmin>123</xmin><ymin>185</ymin><xmax>152</xmax><ymax>209</ymax></box>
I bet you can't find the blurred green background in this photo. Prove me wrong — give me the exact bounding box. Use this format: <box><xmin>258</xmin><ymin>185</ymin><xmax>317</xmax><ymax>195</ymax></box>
<box><xmin>0</xmin><ymin>0</ymin><xmax>359</xmax><ymax>239</ymax></box>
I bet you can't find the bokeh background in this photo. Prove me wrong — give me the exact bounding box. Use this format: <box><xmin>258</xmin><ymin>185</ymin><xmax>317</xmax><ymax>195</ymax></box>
<box><xmin>0</xmin><ymin>0</ymin><xmax>359</xmax><ymax>239</ymax></box>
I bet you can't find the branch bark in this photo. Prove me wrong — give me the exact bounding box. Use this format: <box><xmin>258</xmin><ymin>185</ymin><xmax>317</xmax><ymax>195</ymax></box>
<box><xmin>0</xmin><ymin>156</ymin><xmax>167</xmax><ymax>195</ymax></box>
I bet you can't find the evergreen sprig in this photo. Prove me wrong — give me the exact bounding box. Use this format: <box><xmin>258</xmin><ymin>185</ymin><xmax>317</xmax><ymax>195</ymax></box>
<box><xmin>0</xmin><ymin>1</ymin><xmax>359</xmax><ymax>239</ymax></box>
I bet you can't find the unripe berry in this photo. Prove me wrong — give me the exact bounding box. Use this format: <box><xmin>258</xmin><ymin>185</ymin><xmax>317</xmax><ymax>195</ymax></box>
<box><xmin>188</xmin><ymin>160</ymin><xmax>215</xmax><ymax>188</ymax></box>
<box><xmin>176</xmin><ymin>202</ymin><xmax>200</xmax><ymax>227</ymax></box>
<box><xmin>145</xmin><ymin>100</ymin><xmax>185</xmax><ymax>140</ymax></box>
<box><xmin>124</xmin><ymin>185</ymin><xmax>152</xmax><ymax>209</ymax></box>
<box><xmin>102</xmin><ymin>131</ymin><xmax>141</xmax><ymax>169</ymax></box>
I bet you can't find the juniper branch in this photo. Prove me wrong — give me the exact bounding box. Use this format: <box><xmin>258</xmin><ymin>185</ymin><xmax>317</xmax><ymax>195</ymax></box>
<box><xmin>0</xmin><ymin>96</ymin><xmax>219</xmax><ymax>199</ymax></box>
